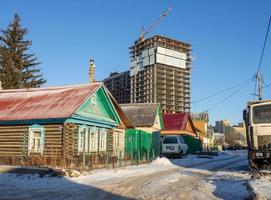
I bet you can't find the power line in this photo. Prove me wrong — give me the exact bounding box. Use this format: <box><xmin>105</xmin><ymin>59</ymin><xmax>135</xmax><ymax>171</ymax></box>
<box><xmin>265</xmin><ymin>85</ymin><xmax>271</xmax><ymax>91</ymax></box>
<box><xmin>192</xmin><ymin>76</ymin><xmax>253</xmax><ymax>104</ymax></box>
<box><xmin>252</xmin><ymin>16</ymin><xmax>270</xmax><ymax>100</ymax></box>
<box><xmin>204</xmin><ymin>80</ymin><xmax>252</xmax><ymax>112</ymax></box>
<box><xmin>256</xmin><ymin>16</ymin><xmax>271</xmax><ymax>75</ymax></box>
<box><xmin>266</xmin><ymin>83</ymin><xmax>271</xmax><ymax>87</ymax></box>
<box><xmin>263</xmin><ymin>80</ymin><xmax>271</xmax><ymax>91</ymax></box>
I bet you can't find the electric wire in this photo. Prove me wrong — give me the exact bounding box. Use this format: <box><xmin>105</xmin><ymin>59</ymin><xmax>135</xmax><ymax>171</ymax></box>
<box><xmin>192</xmin><ymin>76</ymin><xmax>254</xmax><ymax>104</ymax></box>
<box><xmin>204</xmin><ymin>79</ymin><xmax>252</xmax><ymax>112</ymax></box>
<box><xmin>193</xmin><ymin>17</ymin><xmax>270</xmax><ymax>112</ymax></box>
<box><xmin>263</xmin><ymin>80</ymin><xmax>271</xmax><ymax>91</ymax></box>
<box><xmin>256</xmin><ymin>16</ymin><xmax>271</xmax><ymax>75</ymax></box>
<box><xmin>253</xmin><ymin>16</ymin><xmax>271</xmax><ymax>100</ymax></box>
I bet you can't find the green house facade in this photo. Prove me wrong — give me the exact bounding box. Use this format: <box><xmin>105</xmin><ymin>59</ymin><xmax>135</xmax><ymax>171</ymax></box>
<box><xmin>0</xmin><ymin>83</ymin><xmax>123</xmax><ymax>168</ymax></box>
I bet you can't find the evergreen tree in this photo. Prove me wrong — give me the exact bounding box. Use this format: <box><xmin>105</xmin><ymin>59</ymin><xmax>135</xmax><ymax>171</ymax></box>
<box><xmin>0</xmin><ymin>14</ymin><xmax>46</xmax><ymax>89</ymax></box>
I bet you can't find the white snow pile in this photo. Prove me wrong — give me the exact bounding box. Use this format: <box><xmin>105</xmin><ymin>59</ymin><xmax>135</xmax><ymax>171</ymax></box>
<box><xmin>150</xmin><ymin>157</ymin><xmax>174</xmax><ymax>166</ymax></box>
<box><xmin>249</xmin><ymin>177</ymin><xmax>271</xmax><ymax>199</ymax></box>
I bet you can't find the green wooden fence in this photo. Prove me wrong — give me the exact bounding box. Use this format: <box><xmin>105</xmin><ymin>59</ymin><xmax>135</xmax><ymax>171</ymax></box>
<box><xmin>125</xmin><ymin>129</ymin><xmax>160</xmax><ymax>162</ymax></box>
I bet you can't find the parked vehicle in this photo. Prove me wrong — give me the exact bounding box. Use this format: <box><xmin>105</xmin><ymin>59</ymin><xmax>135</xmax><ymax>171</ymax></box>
<box><xmin>161</xmin><ymin>135</ymin><xmax>188</xmax><ymax>158</ymax></box>
<box><xmin>243</xmin><ymin>100</ymin><xmax>271</xmax><ymax>171</ymax></box>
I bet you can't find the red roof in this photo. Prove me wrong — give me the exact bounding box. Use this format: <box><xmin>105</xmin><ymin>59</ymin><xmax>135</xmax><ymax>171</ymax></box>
<box><xmin>163</xmin><ymin>112</ymin><xmax>191</xmax><ymax>130</ymax></box>
<box><xmin>0</xmin><ymin>83</ymin><xmax>101</xmax><ymax>121</ymax></box>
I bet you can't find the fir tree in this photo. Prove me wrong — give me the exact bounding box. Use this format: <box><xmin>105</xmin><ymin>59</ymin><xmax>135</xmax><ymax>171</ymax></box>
<box><xmin>0</xmin><ymin>14</ymin><xmax>46</xmax><ymax>89</ymax></box>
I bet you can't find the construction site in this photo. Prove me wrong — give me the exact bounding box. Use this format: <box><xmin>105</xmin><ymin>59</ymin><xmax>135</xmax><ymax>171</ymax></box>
<box><xmin>129</xmin><ymin>35</ymin><xmax>192</xmax><ymax>113</ymax></box>
<box><xmin>102</xmin><ymin>8</ymin><xmax>192</xmax><ymax>113</ymax></box>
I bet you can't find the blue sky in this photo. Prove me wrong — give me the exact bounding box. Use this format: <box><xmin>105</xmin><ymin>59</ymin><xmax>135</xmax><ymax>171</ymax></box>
<box><xmin>1</xmin><ymin>0</ymin><xmax>271</xmax><ymax>125</ymax></box>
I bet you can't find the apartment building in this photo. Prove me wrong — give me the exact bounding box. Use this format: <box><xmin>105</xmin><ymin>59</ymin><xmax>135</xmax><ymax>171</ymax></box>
<box><xmin>103</xmin><ymin>71</ymin><xmax>130</xmax><ymax>104</ymax></box>
<box><xmin>129</xmin><ymin>35</ymin><xmax>192</xmax><ymax>113</ymax></box>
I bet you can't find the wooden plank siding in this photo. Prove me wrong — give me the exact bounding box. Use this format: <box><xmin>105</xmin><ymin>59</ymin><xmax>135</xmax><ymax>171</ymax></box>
<box><xmin>0</xmin><ymin>124</ymin><xmax>65</xmax><ymax>166</ymax></box>
<box><xmin>0</xmin><ymin>125</ymin><xmax>28</xmax><ymax>157</ymax></box>
<box><xmin>0</xmin><ymin>123</ymin><xmax>119</xmax><ymax>168</ymax></box>
<box><xmin>63</xmin><ymin>123</ymin><xmax>77</xmax><ymax>161</ymax></box>
<box><xmin>108</xmin><ymin>129</ymin><xmax>114</xmax><ymax>157</ymax></box>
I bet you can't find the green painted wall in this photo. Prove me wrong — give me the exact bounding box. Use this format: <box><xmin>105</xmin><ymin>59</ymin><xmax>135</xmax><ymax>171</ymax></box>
<box><xmin>73</xmin><ymin>86</ymin><xmax>120</xmax><ymax>126</ymax></box>
<box><xmin>125</xmin><ymin>129</ymin><xmax>160</xmax><ymax>160</ymax></box>
<box><xmin>182</xmin><ymin>135</ymin><xmax>202</xmax><ymax>153</ymax></box>
<box><xmin>157</xmin><ymin>106</ymin><xmax>164</xmax><ymax>130</ymax></box>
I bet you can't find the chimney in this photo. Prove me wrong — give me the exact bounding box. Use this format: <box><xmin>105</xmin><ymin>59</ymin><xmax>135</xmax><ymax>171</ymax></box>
<box><xmin>89</xmin><ymin>59</ymin><xmax>95</xmax><ymax>83</ymax></box>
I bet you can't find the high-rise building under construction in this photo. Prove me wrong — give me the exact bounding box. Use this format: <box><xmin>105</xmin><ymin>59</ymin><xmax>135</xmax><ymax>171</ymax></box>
<box><xmin>130</xmin><ymin>35</ymin><xmax>191</xmax><ymax>113</ymax></box>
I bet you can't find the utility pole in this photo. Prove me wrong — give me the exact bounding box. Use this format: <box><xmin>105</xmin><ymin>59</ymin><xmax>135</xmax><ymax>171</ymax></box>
<box><xmin>255</xmin><ymin>16</ymin><xmax>271</xmax><ymax>101</ymax></box>
<box><xmin>256</xmin><ymin>73</ymin><xmax>263</xmax><ymax>100</ymax></box>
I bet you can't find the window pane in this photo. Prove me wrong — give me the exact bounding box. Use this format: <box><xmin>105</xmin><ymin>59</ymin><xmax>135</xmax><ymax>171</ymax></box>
<box><xmin>34</xmin><ymin>131</ymin><xmax>41</xmax><ymax>138</ymax></box>
<box><xmin>163</xmin><ymin>137</ymin><xmax>178</xmax><ymax>144</ymax></box>
<box><xmin>179</xmin><ymin>137</ymin><xmax>185</xmax><ymax>143</ymax></box>
<box><xmin>37</xmin><ymin>139</ymin><xmax>41</xmax><ymax>150</ymax></box>
<box><xmin>253</xmin><ymin>105</ymin><xmax>271</xmax><ymax>124</ymax></box>
<box><xmin>32</xmin><ymin>139</ymin><xmax>35</xmax><ymax>150</ymax></box>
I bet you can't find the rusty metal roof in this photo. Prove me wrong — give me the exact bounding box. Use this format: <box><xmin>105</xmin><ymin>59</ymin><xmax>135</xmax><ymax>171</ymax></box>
<box><xmin>0</xmin><ymin>83</ymin><xmax>101</xmax><ymax>121</ymax></box>
<box><xmin>161</xmin><ymin>113</ymin><xmax>198</xmax><ymax>137</ymax></box>
<box><xmin>163</xmin><ymin>113</ymin><xmax>190</xmax><ymax>130</ymax></box>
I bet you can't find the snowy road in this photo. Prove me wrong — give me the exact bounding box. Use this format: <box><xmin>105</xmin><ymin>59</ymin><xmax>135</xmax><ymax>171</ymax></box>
<box><xmin>96</xmin><ymin>151</ymin><xmax>252</xmax><ymax>200</ymax></box>
<box><xmin>0</xmin><ymin>151</ymin><xmax>258</xmax><ymax>200</ymax></box>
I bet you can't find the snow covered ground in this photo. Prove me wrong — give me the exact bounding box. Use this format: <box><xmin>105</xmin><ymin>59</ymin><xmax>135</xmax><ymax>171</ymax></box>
<box><xmin>249</xmin><ymin>176</ymin><xmax>271</xmax><ymax>200</ymax></box>
<box><xmin>0</xmin><ymin>150</ymin><xmax>267</xmax><ymax>200</ymax></box>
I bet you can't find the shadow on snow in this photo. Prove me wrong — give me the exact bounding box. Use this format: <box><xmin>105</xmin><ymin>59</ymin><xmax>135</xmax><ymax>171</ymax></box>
<box><xmin>0</xmin><ymin>169</ymin><xmax>133</xmax><ymax>200</ymax></box>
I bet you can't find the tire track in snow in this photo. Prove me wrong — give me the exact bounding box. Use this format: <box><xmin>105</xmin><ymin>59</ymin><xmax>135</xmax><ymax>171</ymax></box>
<box><xmin>98</xmin><ymin>154</ymin><xmax>251</xmax><ymax>200</ymax></box>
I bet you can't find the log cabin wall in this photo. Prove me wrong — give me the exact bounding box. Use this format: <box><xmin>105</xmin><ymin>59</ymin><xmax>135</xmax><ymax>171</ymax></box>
<box><xmin>0</xmin><ymin>123</ymin><xmax>123</xmax><ymax>169</ymax></box>
<box><xmin>0</xmin><ymin>125</ymin><xmax>28</xmax><ymax>160</ymax></box>
<box><xmin>63</xmin><ymin>123</ymin><xmax>77</xmax><ymax>165</ymax></box>
<box><xmin>0</xmin><ymin>124</ymin><xmax>64</xmax><ymax>166</ymax></box>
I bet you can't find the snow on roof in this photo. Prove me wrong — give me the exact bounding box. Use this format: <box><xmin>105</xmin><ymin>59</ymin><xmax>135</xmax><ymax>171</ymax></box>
<box><xmin>0</xmin><ymin>83</ymin><xmax>101</xmax><ymax>121</ymax></box>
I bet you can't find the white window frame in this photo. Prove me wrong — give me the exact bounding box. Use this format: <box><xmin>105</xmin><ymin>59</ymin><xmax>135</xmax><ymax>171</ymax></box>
<box><xmin>78</xmin><ymin>126</ymin><xmax>88</xmax><ymax>153</ymax></box>
<box><xmin>28</xmin><ymin>124</ymin><xmax>45</xmax><ymax>155</ymax></box>
<box><xmin>99</xmin><ymin>128</ymin><xmax>107</xmax><ymax>151</ymax></box>
<box><xmin>89</xmin><ymin>127</ymin><xmax>98</xmax><ymax>153</ymax></box>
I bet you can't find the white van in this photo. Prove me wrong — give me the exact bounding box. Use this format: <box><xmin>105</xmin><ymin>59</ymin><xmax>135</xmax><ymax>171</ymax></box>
<box><xmin>162</xmin><ymin>135</ymin><xmax>188</xmax><ymax>158</ymax></box>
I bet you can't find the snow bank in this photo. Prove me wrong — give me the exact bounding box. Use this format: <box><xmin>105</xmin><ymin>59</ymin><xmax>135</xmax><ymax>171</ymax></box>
<box><xmin>249</xmin><ymin>177</ymin><xmax>271</xmax><ymax>199</ymax></box>
<box><xmin>150</xmin><ymin>157</ymin><xmax>174</xmax><ymax>166</ymax></box>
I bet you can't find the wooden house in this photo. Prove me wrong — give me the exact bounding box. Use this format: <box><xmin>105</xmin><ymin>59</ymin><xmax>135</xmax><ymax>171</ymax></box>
<box><xmin>191</xmin><ymin>112</ymin><xmax>212</xmax><ymax>151</ymax></box>
<box><xmin>161</xmin><ymin>113</ymin><xmax>197</xmax><ymax>137</ymax></box>
<box><xmin>120</xmin><ymin>103</ymin><xmax>163</xmax><ymax>133</ymax></box>
<box><xmin>107</xmin><ymin>92</ymin><xmax>134</xmax><ymax>159</ymax></box>
<box><xmin>120</xmin><ymin>103</ymin><xmax>163</xmax><ymax>159</ymax></box>
<box><xmin>161</xmin><ymin>113</ymin><xmax>201</xmax><ymax>153</ymax></box>
<box><xmin>0</xmin><ymin>83</ymin><xmax>129</xmax><ymax>168</ymax></box>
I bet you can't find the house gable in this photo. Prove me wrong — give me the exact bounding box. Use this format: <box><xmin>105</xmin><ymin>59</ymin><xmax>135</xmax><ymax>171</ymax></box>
<box><xmin>70</xmin><ymin>86</ymin><xmax>121</xmax><ymax>127</ymax></box>
<box><xmin>153</xmin><ymin>106</ymin><xmax>163</xmax><ymax>130</ymax></box>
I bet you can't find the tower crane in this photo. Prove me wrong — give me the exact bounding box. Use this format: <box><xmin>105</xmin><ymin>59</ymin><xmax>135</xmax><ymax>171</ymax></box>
<box><xmin>135</xmin><ymin>7</ymin><xmax>172</xmax><ymax>44</ymax></box>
